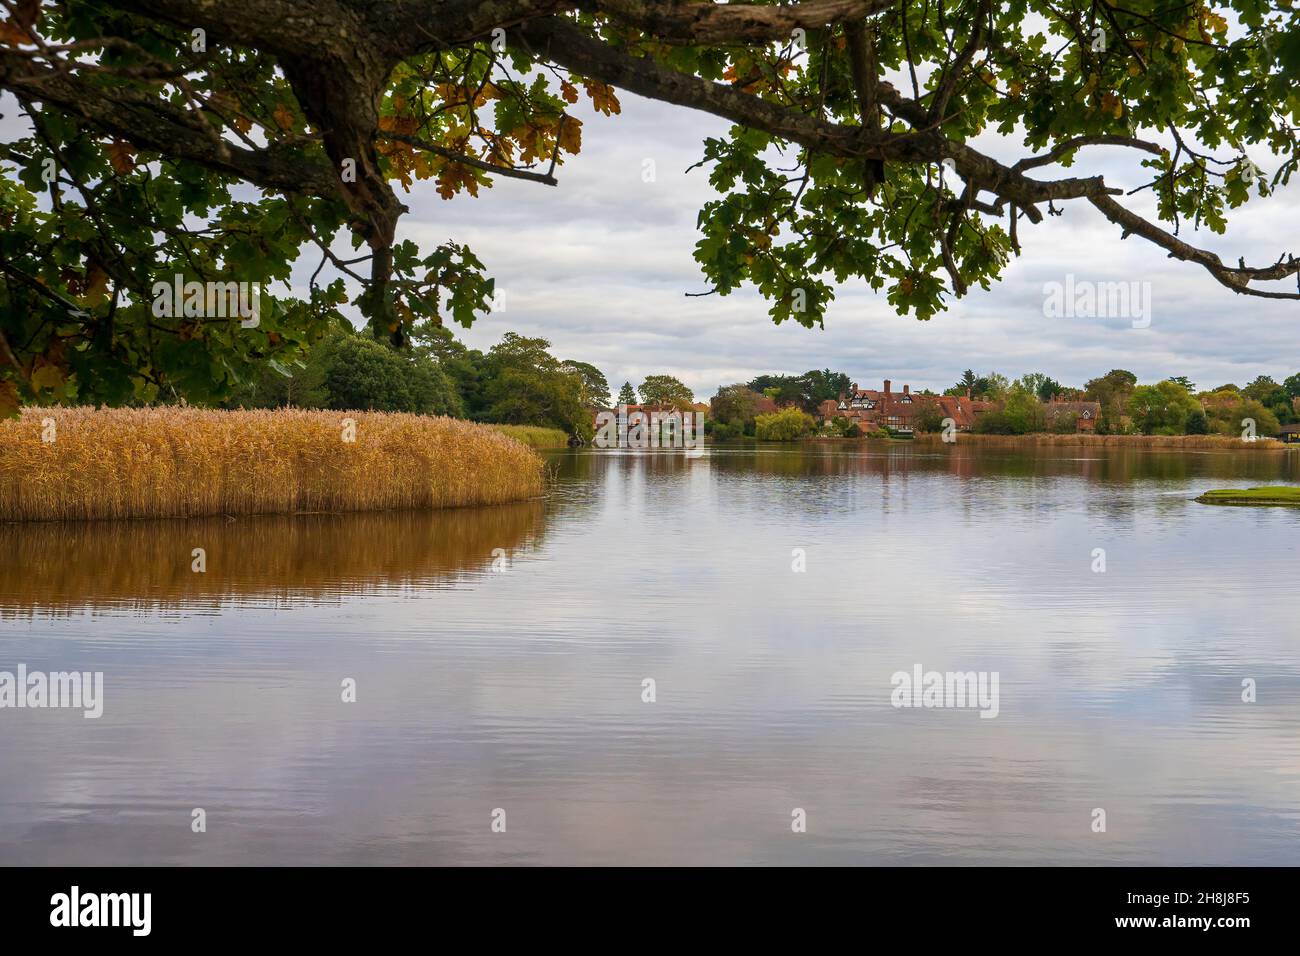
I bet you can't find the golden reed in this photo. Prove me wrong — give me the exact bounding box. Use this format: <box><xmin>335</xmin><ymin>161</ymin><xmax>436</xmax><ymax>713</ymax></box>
<box><xmin>0</xmin><ymin>407</ymin><xmax>546</xmax><ymax>522</ymax></box>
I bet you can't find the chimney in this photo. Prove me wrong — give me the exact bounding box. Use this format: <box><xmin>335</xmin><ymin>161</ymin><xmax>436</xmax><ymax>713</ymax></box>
<box><xmin>965</xmin><ymin>387</ymin><xmax>972</xmax><ymax>401</ymax></box>
<box><xmin>884</xmin><ymin>379</ymin><xmax>891</xmax><ymax>399</ymax></box>
<box><xmin>903</xmin><ymin>384</ymin><xmax>910</xmax><ymax>396</ymax></box>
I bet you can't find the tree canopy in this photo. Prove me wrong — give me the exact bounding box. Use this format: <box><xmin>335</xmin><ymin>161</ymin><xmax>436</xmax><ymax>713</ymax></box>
<box><xmin>3</xmin><ymin>1</ymin><xmax>1299</xmax><ymax>413</ymax></box>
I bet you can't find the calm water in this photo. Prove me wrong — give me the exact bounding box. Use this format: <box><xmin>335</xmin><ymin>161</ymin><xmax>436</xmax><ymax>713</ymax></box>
<box><xmin>2</xmin><ymin>443</ymin><xmax>1299</xmax><ymax>865</ymax></box>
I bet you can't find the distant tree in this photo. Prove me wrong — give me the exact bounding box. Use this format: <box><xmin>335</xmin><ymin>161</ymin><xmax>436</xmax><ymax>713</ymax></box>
<box><xmin>754</xmin><ymin>406</ymin><xmax>815</xmax><ymax>441</ymax></box>
<box><xmin>1243</xmin><ymin>375</ymin><xmax>1286</xmax><ymax>407</ymax></box>
<box><xmin>323</xmin><ymin>336</ymin><xmax>417</xmax><ymax>412</ymax></box>
<box><xmin>409</xmin><ymin>322</ymin><xmax>486</xmax><ymax>417</ymax></box>
<box><xmin>747</xmin><ymin>373</ymin><xmax>805</xmax><ymax>407</ymax></box>
<box><xmin>480</xmin><ymin>333</ymin><xmax>592</xmax><ymax>440</ymax></box>
<box><xmin>1168</xmin><ymin>376</ymin><xmax>1196</xmax><ymax>393</ymax></box>
<box><xmin>957</xmin><ymin>369</ymin><xmax>979</xmax><ymax>394</ymax></box>
<box><xmin>1284</xmin><ymin>374</ymin><xmax>1300</xmax><ymax>399</ymax></box>
<box><xmin>561</xmin><ymin>360</ymin><xmax>612</xmax><ymax>408</ymax></box>
<box><xmin>1018</xmin><ymin>372</ymin><xmax>1065</xmax><ymax>402</ymax></box>
<box><xmin>1127</xmin><ymin>380</ymin><xmax>1200</xmax><ymax>435</ymax></box>
<box><xmin>711</xmin><ymin>384</ymin><xmax>762</xmax><ymax>427</ymax></box>
<box><xmin>1206</xmin><ymin>397</ymin><xmax>1281</xmax><ymax>437</ymax></box>
<box><xmin>830</xmin><ymin>415</ymin><xmax>860</xmax><ymax>438</ymax></box>
<box><xmin>798</xmin><ymin>369</ymin><xmax>852</xmax><ymax>408</ymax></box>
<box><xmin>982</xmin><ymin>372</ymin><xmax>1010</xmax><ymax>401</ymax></box>
<box><xmin>1185</xmin><ymin>409</ymin><xmax>1210</xmax><ymax>435</ymax></box>
<box><xmin>639</xmin><ymin>375</ymin><xmax>695</xmax><ymax>410</ymax></box>
<box><xmin>1085</xmin><ymin>369</ymin><xmax>1139</xmax><ymax>434</ymax></box>
<box><xmin>974</xmin><ymin>387</ymin><xmax>1045</xmax><ymax>434</ymax></box>
<box><xmin>1211</xmin><ymin>383</ymin><xmax>1241</xmax><ymax>394</ymax></box>
<box><xmin>913</xmin><ymin>402</ymin><xmax>947</xmax><ymax>433</ymax></box>
<box><xmin>617</xmin><ymin>382</ymin><xmax>638</xmax><ymax>406</ymax></box>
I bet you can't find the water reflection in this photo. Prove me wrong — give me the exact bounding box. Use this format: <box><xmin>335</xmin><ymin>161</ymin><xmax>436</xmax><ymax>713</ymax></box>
<box><xmin>0</xmin><ymin>503</ymin><xmax>545</xmax><ymax>617</ymax></box>
<box><xmin>1</xmin><ymin>443</ymin><xmax>1298</xmax><ymax>865</ymax></box>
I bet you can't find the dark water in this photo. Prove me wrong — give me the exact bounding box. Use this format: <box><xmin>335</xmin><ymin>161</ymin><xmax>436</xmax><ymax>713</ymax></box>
<box><xmin>2</xmin><ymin>442</ymin><xmax>1298</xmax><ymax>865</ymax></box>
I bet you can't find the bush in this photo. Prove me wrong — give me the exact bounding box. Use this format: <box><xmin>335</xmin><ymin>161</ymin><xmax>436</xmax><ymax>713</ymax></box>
<box><xmin>754</xmin><ymin>406</ymin><xmax>816</xmax><ymax>440</ymax></box>
<box><xmin>711</xmin><ymin>420</ymin><xmax>746</xmax><ymax>441</ymax></box>
<box><xmin>830</xmin><ymin>415</ymin><xmax>861</xmax><ymax>437</ymax></box>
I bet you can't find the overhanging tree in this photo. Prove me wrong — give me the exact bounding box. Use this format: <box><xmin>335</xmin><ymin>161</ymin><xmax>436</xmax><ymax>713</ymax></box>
<box><xmin>2</xmin><ymin>0</ymin><xmax>1299</xmax><ymax>413</ymax></box>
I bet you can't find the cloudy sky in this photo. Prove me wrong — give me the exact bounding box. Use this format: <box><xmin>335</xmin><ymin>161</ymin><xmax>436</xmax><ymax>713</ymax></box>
<box><xmin>392</xmin><ymin>89</ymin><xmax>1298</xmax><ymax>402</ymax></box>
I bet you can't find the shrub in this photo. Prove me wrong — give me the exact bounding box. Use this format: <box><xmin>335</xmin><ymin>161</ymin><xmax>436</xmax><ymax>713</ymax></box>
<box><xmin>754</xmin><ymin>406</ymin><xmax>816</xmax><ymax>440</ymax></box>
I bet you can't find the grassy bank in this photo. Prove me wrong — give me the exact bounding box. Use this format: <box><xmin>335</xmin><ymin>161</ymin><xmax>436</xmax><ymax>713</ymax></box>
<box><xmin>488</xmin><ymin>424</ymin><xmax>570</xmax><ymax>448</ymax></box>
<box><xmin>914</xmin><ymin>433</ymin><xmax>1286</xmax><ymax>449</ymax></box>
<box><xmin>1196</xmin><ymin>486</ymin><xmax>1300</xmax><ymax>506</ymax></box>
<box><xmin>0</xmin><ymin>407</ymin><xmax>545</xmax><ymax>522</ymax></box>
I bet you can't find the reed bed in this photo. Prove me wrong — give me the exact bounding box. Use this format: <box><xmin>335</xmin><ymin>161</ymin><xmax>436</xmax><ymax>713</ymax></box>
<box><xmin>488</xmin><ymin>424</ymin><xmax>571</xmax><ymax>448</ymax></box>
<box><xmin>0</xmin><ymin>407</ymin><xmax>546</xmax><ymax>522</ymax></box>
<box><xmin>913</xmin><ymin>432</ymin><xmax>1286</xmax><ymax>449</ymax></box>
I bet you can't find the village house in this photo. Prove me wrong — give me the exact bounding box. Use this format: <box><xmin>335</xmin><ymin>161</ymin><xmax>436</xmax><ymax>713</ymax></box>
<box><xmin>820</xmin><ymin>379</ymin><xmax>1100</xmax><ymax>435</ymax></box>
<box><xmin>821</xmin><ymin>379</ymin><xmax>992</xmax><ymax>434</ymax></box>
<box><xmin>1041</xmin><ymin>396</ymin><xmax>1102</xmax><ymax>433</ymax></box>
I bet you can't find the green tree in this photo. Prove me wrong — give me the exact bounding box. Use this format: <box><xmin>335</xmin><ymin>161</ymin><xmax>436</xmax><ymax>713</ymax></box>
<box><xmin>1127</xmin><ymin>380</ymin><xmax>1200</xmax><ymax>435</ymax></box>
<box><xmin>1243</xmin><ymin>375</ymin><xmax>1286</xmax><ymax>406</ymax></box>
<box><xmin>639</xmin><ymin>375</ymin><xmax>695</xmax><ymax>410</ymax></box>
<box><xmin>478</xmin><ymin>333</ymin><xmax>592</xmax><ymax>439</ymax></box>
<box><xmin>561</xmin><ymin>360</ymin><xmax>612</xmax><ymax>408</ymax></box>
<box><xmin>410</xmin><ymin>322</ymin><xmax>486</xmax><ymax>417</ymax></box>
<box><xmin>754</xmin><ymin>406</ymin><xmax>815</xmax><ymax>441</ymax></box>
<box><xmin>5</xmin><ymin>3</ymin><xmax>1300</xmax><ymax>415</ymax></box>
<box><xmin>323</xmin><ymin>336</ymin><xmax>417</xmax><ymax>412</ymax></box>
<box><xmin>913</xmin><ymin>402</ymin><xmax>947</xmax><ymax>433</ymax></box>
<box><xmin>1085</xmin><ymin>369</ymin><xmax>1139</xmax><ymax>434</ymax></box>
<box><xmin>710</xmin><ymin>384</ymin><xmax>761</xmax><ymax>427</ymax></box>
<box><xmin>1185</xmin><ymin>408</ymin><xmax>1209</xmax><ymax>435</ymax></box>
<box><xmin>1283</xmin><ymin>374</ymin><xmax>1300</xmax><ymax>400</ymax></box>
<box><xmin>617</xmin><ymin>381</ymin><xmax>638</xmax><ymax>406</ymax></box>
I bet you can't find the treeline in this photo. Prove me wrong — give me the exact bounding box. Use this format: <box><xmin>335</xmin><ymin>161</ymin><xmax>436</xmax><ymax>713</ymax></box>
<box><xmin>952</xmin><ymin>368</ymin><xmax>1299</xmax><ymax>436</ymax></box>
<box><xmin>227</xmin><ymin>322</ymin><xmax>592</xmax><ymax>437</ymax></box>
<box><xmin>228</xmin><ymin>320</ymin><xmax>706</xmax><ymax>441</ymax></box>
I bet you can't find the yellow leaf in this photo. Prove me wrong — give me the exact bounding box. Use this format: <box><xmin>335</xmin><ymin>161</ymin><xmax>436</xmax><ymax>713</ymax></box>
<box><xmin>558</xmin><ymin>116</ymin><xmax>582</xmax><ymax>155</ymax></box>
<box><xmin>30</xmin><ymin>362</ymin><xmax>65</xmax><ymax>392</ymax></box>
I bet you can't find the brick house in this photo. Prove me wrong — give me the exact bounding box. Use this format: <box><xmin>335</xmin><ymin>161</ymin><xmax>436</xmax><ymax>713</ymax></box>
<box><xmin>1041</xmin><ymin>397</ymin><xmax>1102</xmax><ymax>433</ymax></box>
<box><xmin>826</xmin><ymin>379</ymin><xmax>991</xmax><ymax>434</ymax></box>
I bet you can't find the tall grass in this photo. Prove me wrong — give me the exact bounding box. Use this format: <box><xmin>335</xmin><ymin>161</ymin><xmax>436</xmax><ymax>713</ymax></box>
<box><xmin>913</xmin><ymin>433</ymin><xmax>1286</xmax><ymax>449</ymax></box>
<box><xmin>0</xmin><ymin>407</ymin><xmax>545</xmax><ymax>522</ymax></box>
<box><xmin>488</xmin><ymin>424</ymin><xmax>570</xmax><ymax>448</ymax></box>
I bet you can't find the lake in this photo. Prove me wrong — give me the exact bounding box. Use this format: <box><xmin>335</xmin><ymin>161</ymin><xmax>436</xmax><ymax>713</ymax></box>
<box><xmin>2</xmin><ymin>442</ymin><xmax>1298</xmax><ymax>865</ymax></box>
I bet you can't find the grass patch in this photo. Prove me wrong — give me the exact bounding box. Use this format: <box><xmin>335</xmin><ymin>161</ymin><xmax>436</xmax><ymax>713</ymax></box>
<box><xmin>487</xmin><ymin>424</ymin><xmax>570</xmax><ymax>448</ymax></box>
<box><xmin>1195</xmin><ymin>486</ymin><xmax>1300</xmax><ymax>506</ymax></box>
<box><xmin>1</xmin><ymin>407</ymin><xmax>545</xmax><ymax>522</ymax></box>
